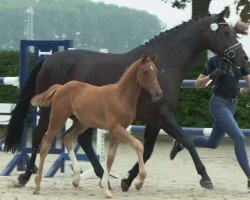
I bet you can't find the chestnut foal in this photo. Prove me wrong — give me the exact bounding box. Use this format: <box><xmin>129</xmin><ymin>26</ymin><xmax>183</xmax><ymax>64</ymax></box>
<box><xmin>31</xmin><ymin>53</ymin><xmax>162</xmax><ymax>197</ymax></box>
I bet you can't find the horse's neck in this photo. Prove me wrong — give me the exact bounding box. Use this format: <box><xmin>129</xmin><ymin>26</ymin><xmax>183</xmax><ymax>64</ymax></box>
<box><xmin>137</xmin><ymin>22</ymin><xmax>207</xmax><ymax>73</ymax></box>
<box><xmin>116</xmin><ymin>64</ymin><xmax>141</xmax><ymax>107</ymax></box>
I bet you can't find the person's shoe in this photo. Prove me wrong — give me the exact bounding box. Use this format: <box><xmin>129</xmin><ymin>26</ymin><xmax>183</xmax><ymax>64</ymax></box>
<box><xmin>170</xmin><ymin>139</ymin><xmax>184</xmax><ymax>160</ymax></box>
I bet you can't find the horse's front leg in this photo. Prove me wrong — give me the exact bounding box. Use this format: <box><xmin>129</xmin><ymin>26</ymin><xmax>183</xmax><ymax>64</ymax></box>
<box><xmin>77</xmin><ymin>128</ymin><xmax>104</xmax><ymax>179</ymax></box>
<box><xmin>159</xmin><ymin>109</ymin><xmax>213</xmax><ymax>189</ymax></box>
<box><xmin>121</xmin><ymin>125</ymin><xmax>160</xmax><ymax>192</ymax></box>
<box><xmin>18</xmin><ymin>107</ymin><xmax>50</xmax><ymax>187</ymax></box>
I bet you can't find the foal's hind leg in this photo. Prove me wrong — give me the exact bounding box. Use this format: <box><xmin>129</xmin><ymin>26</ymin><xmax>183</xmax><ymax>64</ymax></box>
<box><xmin>33</xmin><ymin>110</ymin><xmax>70</xmax><ymax>194</ymax></box>
<box><xmin>110</xmin><ymin>126</ymin><xmax>146</xmax><ymax>191</ymax></box>
<box><xmin>62</xmin><ymin>121</ymin><xmax>88</xmax><ymax>188</ymax></box>
<box><xmin>33</xmin><ymin>129</ymin><xmax>57</xmax><ymax>194</ymax></box>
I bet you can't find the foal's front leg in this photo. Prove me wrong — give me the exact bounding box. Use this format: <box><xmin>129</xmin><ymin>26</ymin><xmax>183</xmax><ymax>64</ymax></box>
<box><xmin>111</xmin><ymin>126</ymin><xmax>146</xmax><ymax>191</ymax></box>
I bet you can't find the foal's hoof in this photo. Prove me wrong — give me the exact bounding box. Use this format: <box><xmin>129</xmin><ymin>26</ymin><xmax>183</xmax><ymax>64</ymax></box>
<box><xmin>199</xmin><ymin>179</ymin><xmax>214</xmax><ymax>189</ymax></box>
<box><xmin>104</xmin><ymin>189</ymin><xmax>113</xmax><ymax>198</ymax></box>
<box><xmin>135</xmin><ymin>182</ymin><xmax>143</xmax><ymax>190</ymax></box>
<box><xmin>18</xmin><ymin>173</ymin><xmax>29</xmax><ymax>187</ymax></box>
<box><xmin>99</xmin><ymin>181</ymin><xmax>112</xmax><ymax>190</ymax></box>
<box><xmin>33</xmin><ymin>187</ymin><xmax>40</xmax><ymax>195</ymax></box>
<box><xmin>72</xmin><ymin>181</ymin><xmax>79</xmax><ymax>188</ymax></box>
<box><xmin>121</xmin><ymin>179</ymin><xmax>130</xmax><ymax>192</ymax></box>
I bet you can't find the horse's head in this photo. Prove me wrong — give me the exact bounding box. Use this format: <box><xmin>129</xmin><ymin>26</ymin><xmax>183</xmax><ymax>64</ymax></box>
<box><xmin>137</xmin><ymin>53</ymin><xmax>163</xmax><ymax>102</ymax></box>
<box><xmin>203</xmin><ymin>7</ymin><xmax>248</xmax><ymax>65</ymax></box>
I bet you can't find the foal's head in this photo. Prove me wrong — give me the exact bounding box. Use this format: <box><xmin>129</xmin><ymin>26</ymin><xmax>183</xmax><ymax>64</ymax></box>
<box><xmin>136</xmin><ymin>53</ymin><xmax>162</xmax><ymax>102</ymax></box>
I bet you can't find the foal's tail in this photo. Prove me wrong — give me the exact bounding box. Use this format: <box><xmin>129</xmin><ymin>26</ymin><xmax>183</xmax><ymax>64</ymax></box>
<box><xmin>31</xmin><ymin>84</ymin><xmax>62</xmax><ymax>107</ymax></box>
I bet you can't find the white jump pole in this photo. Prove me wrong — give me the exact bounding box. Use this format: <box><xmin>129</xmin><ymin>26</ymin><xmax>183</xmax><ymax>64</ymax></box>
<box><xmin>0</xmin><ymin>77</ymin><xmax>19</xmax><ymax>87</ymax></box>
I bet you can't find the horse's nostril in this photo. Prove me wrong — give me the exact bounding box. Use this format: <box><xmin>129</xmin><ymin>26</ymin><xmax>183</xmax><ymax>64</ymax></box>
<box><xmin>244</xmin><ymin>56</ymin><xmax>249</xmax><ymax>61</ymax></box>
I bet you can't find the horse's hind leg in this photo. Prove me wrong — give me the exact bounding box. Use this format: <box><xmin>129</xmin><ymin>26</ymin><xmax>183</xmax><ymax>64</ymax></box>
<box><xmin>62</xmin><ymin>121</ymin><xmax>88</xmax><ymax>188</ymax></box>
<box><xmin>110</xmin><ymin>126</ymin><xmax>146</xmax><ymax>191</ymax></box>
<box><xmin>18</xmin><ymin>107</ymin><xmax>50</xmax><ymax>187</ymax></box>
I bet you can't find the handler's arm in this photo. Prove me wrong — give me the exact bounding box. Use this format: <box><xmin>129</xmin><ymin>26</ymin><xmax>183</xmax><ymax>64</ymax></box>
<box><xmin>243</xmin><ymin>74</ymin><xmax>250</xmax><ymax>88</ymax></box>
<box><xmin>195</xmin><ymin>74</ymin><xmax>211</xmax><ymax>89</ymax></box>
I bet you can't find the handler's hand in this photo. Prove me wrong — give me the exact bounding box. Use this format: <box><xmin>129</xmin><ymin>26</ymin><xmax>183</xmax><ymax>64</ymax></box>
<box><xmin>209</xmin><ymin>68</ymin><xmax>223</xmax><ymax>80</ymax></box>
<box><xmin>240</xmin><ymin>88</ymin><xmax>250</xmax><ymax>96</ymax></box>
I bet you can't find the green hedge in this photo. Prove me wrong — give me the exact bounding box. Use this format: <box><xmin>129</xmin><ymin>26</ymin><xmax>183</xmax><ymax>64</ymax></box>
<box><xmin>0</xmin><ymin>50</ymin><xmax>19</xmax><ymax>103</ymax></box>
<box><xmin>0</xmin><ymin>51</ymin><xmax>249</xmax><ymax>128</ymax></box>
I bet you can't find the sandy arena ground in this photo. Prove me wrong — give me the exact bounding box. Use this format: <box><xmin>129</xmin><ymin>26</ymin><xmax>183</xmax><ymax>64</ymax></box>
<box><xmin>0</xmin><ymin>135</ymin><xmax>250</xmax><ymax>200</ymax></box>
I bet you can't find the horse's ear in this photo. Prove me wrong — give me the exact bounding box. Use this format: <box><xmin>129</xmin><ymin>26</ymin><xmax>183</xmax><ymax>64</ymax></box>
<box><xmin>218</xmin><ymin>6</ymin><xmax>229</xmax><ymax>19</ymax></box>
<box><xmin>150</xmin><ymin>55</ymin><xmax>158</xmax><ymax>63</ymax></box>
<box><xmin>141</xmin><ymin>52</ymin><xmax>149</xmax><ymax>63</ymax></box>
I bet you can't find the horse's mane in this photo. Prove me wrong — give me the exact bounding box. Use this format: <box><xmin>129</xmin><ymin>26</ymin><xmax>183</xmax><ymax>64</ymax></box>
<box><xmin>144</xmin><ymin>13</ymin><xmax>212</xmax><ymax>45</ymax></box>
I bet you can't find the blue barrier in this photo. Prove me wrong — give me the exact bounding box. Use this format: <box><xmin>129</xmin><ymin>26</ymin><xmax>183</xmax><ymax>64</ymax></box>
<box><xmin>128</xmin><ymin>125</ymin><xmax>250</xmax><ymax>137</ymax></box>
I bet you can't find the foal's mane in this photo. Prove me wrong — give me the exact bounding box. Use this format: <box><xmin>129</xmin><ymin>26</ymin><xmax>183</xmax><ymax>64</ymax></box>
<box><xmin>144</xmin><ymin>13</ymin><xmax>212</xmax><ymax>45</ymax></box>
<box><xmin>117</xmin><ymin>59</ymin><xmax>141</xmax><ymax>84</ymax></box>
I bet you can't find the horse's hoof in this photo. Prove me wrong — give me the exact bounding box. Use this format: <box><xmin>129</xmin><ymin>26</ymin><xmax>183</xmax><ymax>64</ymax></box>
<box><xmin>199</xmin><ymin>179</ymin><xmax>214</xmax><ymax>189</ymax></box>
<box><xmin>135</xmin><ymin>182</ymin><xmax>143</xmax><ymax>190</ymax></box>
<box><xmin>18</xmin><ymin>173</ymin><xmax>29</xmax><ymax>187</ymax></box>
<box><xmin>121</xmin><ymin>179</ymin><xmax>130</xmax><ymax>192</ymax></box>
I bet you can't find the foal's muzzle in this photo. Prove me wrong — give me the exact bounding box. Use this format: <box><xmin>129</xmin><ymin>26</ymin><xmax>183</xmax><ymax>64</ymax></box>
<box><xmin>152</xmin><ymin>91</ymin><xmax>163</xmax><ymax>102</ymax></box>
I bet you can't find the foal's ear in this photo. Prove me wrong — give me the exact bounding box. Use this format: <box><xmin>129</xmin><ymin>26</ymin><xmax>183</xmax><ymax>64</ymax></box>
<box><xmin>150</xmin><ymin>55</ymin><xmax>158</xmax><ymax>63</ymax></box>
<box><xmin>141</xmin><ymin>52</ymin><xmax>149</xmax><ymax>63</ymax></box>
<box><xmin>218</xmin><ymin>6</ymin><xmax>229</xmax><ymax>19</ymax></box>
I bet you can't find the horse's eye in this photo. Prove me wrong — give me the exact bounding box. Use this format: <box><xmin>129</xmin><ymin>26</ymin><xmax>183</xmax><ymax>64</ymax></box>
<box><xmin>224</xmin><ymin>30</ymin><xmax>230</xmax><ymax>35</ymax></box>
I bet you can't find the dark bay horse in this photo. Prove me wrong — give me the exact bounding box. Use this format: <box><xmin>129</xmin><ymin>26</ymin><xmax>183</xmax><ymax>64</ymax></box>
<box><xmin>31</xmin><ymin>54</ymin><xmax>161</xmax><ymax>197</ymax></box>
<box><xmin>4</xmin><ymin>7</ymin><xmax>248</xmax><ymax>190</ymax></box>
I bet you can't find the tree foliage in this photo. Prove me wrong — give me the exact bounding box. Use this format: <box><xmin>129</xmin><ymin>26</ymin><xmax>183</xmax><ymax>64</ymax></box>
<box><xmin>161</xmin><ymin>0</ymin><xmax>249</xmax><ymax>21</ymax></box>
<box><xmin>0</xmin><ymin>0</ymin><xmax>161</xmax><ymax>53</ymax></box>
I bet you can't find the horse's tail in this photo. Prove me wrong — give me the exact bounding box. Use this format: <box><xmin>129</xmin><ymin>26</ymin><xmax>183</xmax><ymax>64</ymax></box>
<box><xmin>31</xmin><ymin>84</ymin><xmax>62</xmax><ymax>107</ymax></box>
<box><xmin>3</xmin><ymin>57</ymin><xmax>46</xmax><ymax>153</ymax></box>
